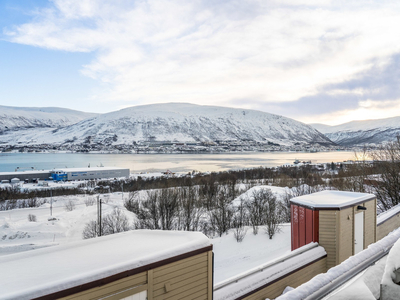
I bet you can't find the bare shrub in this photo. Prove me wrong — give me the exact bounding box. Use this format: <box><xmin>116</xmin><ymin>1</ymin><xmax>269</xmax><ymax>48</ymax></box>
<box><xmin>84</xmin><ymin>197</ymin><xmax>95</xmax><ymax>206</ymax></box>
<box><xmin>82</xmin><ymin>208</ymin><xmax>130</xmax><ymax>239</ymax></box>
<box><xmin>28</xmin><ymin>214</ymin><xmax>37</xmax><ymax>222</ymax></box>
<box><xmin>82</xmin><ymin>220</ymin><xmax>97</xmax><ymax>239</ymax></box>
<box><xmin>27</xmin><ymin>197</ymin><xmax>38</xmax><ymax>208</ymax></box>
<box><xmin>103</xmin><ymin>208</ymin><xmax>131</xmax><ymax>234</ymax></box>
<box><xmin>64</xmin><ymin>200</ymin><xmax>76</xmax><ymax>211</ymax></box>
<box><xmin>233</xmin><ymin>226</ymin><xmax>247</xmax><ymax>242</ymax></box>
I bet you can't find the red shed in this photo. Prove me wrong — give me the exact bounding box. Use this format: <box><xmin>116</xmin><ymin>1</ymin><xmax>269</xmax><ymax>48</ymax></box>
<box><xmin>290</xmin><ymin>204</ymin><xmax>319</xmax><ymax>251</ymax></box>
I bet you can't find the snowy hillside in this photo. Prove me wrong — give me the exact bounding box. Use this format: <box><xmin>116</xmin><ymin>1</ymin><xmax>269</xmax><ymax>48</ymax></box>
<box><xmin>311</xmin><ymin>116</ymin><xmax>400</xmax><ymax>146</ymax></box>
<box><xmin>0</xmin><ymin>106</ymin><xmax>97</xmax><ymax>132</ymax></box>
<box><xmin>0</xmin><ymin>103</ymin><xmax>333</xmax><ymax>147</ymax></box>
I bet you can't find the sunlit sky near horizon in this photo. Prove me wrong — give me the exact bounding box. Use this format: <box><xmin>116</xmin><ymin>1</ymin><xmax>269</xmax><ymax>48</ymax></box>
<box><xmin>1</xmin><ymin>0</ymin><xmax>400</xmax><ymax>125</ymax></box>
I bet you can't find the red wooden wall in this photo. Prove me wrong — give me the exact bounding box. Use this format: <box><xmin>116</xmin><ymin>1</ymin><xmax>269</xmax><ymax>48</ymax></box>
<box><xmin>291</xmin><ymin>204</ymin><xmax>319</xmax><ymax>251</ymax></box>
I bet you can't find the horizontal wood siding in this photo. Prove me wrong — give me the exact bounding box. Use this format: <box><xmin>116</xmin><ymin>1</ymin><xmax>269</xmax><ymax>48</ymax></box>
<box><xmin>364</xmin><ymin>200</ymin><xmax>377</xmax><ymax>247</ymax></box>
<box><xmin>377</xmin><ymin>213</ymin><xmax>400</xmax><ymax>240</ymax></box>
<box><xmin>59</xmin><ymin>272</ymin><xmax>147</xmax><ymax>300</ymax></box>
<box><xmin>338</xmin><ymin>207</ymin><xmax>353</xmax><ymax>264</ymax></box>
<box><xmin>58</xmin><ymin>249</ymin><xmax>212</xmax><ymax>300</ymax></box>
<box><xmin>241</xmin><ymin>257</ymin><xmax>327</xmax><ymax>300</ymax></box>
<box><xmin>319</xmin><ymin>210</ymin><xmax>338</xmax><ymax>269</ymax></box>
<box><xmin>152</xmin><ymin>251</ymin><xmax>210</xmax><ymax>300</ymax></box>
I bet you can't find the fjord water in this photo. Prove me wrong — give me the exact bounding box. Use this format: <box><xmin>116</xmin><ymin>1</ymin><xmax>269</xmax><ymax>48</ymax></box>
<box><xmin>0</xmin><ymin>152</ymin><xmax>354</xmax><ymax>173</ymax></box>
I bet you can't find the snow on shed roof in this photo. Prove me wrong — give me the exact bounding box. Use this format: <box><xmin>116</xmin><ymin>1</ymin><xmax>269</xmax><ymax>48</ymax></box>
<box><xmin>290</xmin><ymin>190</ymin><xmax>375</xmax><ymax>209</ymax></box>
<box><xmin>0</xmin><ymin>230</ymin><xmax>211</xmax><ymax>300</ymax></box>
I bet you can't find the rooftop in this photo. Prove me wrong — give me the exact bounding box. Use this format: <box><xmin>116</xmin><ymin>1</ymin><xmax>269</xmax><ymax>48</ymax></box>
<box><xmin>0</xmin><ymin>230</ymin><xmax>211</xmax><ymax>300</ymax></box>
<box><xmin>290</xmin><ymin>190</ymin><xmax>376</xmax><ymax>209</ymax></box>
<box><xmin>53</xmin><ymin>167</ymin><xmax>129</xmax><ymax>172</ymax></box>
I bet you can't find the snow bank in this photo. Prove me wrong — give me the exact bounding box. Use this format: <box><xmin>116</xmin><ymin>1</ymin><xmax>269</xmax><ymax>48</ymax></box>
<box><xmin>276</xmin><ymin>227</ymin><xmax>400</xmax><ymax>300</ymax></box>
<box><xmin>214</xmin><ymin>242</ymin><xmax>326</xmax><ymax>300</ymax></box>
<box><xmin>0</xmin><ymin>230</ymin><xmax>210</xmax><ymax>300</ymax></box>
<box><xmin>381</xmin><ymin>237</ymin><xmax>400</xmax><ymax>299</ymax></box>
<box><xmin>377</xmin><ymin>203</ymin><xmax>400</xmax><ymax>225</ymax></box>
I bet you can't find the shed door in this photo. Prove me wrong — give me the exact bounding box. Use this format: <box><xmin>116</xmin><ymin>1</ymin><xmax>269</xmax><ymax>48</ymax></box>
<box><xmin>354</xmin><ymin>212</ymin><xmax>364</xmax><ymax>254</ymax></box>
<box><xmin>120</xmin><ymin>290</ymin><xmax>147</xmax><ymax>300</ymax></box>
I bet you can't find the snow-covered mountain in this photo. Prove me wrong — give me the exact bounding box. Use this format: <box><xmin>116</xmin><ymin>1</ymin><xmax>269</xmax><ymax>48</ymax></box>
<box><xmin>0</xmin><ymin>106</ymin><xmax>97</xmax><ymax>132</ymax></box>
<box><xmin>45</xmin><ymin>103</ymin><xmax>333</xmax><ymax>146</ymax></box>
<box><xmin>311</xmin><ymin>116</ymin><xmax>400</xmax><ymax>146</ymax></box>
<box><xmin>0</xmin><ymin>103</ymin><xmax>333</xmax><ymax>147</ymax></box>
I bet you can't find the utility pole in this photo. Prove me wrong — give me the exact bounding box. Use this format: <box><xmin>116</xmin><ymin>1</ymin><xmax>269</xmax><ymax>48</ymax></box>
<box><xmin>50</xmin><ymin>189</ymin><xmax>53</xmax><ymax>216</ymax></box>
<box><xmin>97</xmin><ymin>195</ymin><xmax>102</xmax><ymax>237</ymax></box>
<box><xmin>121</xmin><ymin>182</ymin><xmax>124</xmax><ymax>200</ymax></box>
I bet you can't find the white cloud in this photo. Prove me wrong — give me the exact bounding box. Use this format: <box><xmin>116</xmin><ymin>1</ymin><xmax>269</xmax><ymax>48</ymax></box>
<box><xmin>4</xmin><ymin>0</ymin><xmax>400</xmax><ymax>123</ymax></box>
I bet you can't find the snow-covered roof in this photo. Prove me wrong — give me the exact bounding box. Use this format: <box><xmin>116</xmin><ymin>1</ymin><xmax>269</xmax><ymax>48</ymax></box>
<box><xmin>377</xmin><ymin>203</ymin><xmax>400</xmax><ymax>225</ymax></box>
<box><xmin>52</xmin><ymin>167</ymin><xmax>129</xmax><ymax>172</ymax></box>
<box><xmin>290</xmin><ymin>190</ymin><xmax>375</xmax><ymax>209</ymax></box>
<box><xmin>0</xmin><ymin>170</ymin><xmax>51</xmax><ymax>176</ymax></box>
<box><xmin>214</xmin><ymin>242</ymin><xmax>326</xmax><ymax>300</ymax></box>
<box><xmin>0</xmin><ymin>230</ymin><xmax>211</xmax><ymax>300</ymax></box>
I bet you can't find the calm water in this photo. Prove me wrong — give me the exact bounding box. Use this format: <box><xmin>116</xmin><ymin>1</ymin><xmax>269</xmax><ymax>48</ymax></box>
<box><xmin>0</xmin><ymin>151</ymin><xmax>355</xmax><ymax>173</ymax></box>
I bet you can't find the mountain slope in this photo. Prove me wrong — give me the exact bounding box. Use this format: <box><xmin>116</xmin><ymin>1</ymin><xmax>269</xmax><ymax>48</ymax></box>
<box><xmin>311</xmin><ymin>116</ymin><xmax>400</xmax><ymax>145</ymax></box>
<box><xmin>0</xmin><ymin>103</ymin><xmax>333</xmax><ymax>147</ymax></box>
<box><xmin>0</xmin><ymin>106</ymin><xmax>97</xmax><ymax>132</ymax></box>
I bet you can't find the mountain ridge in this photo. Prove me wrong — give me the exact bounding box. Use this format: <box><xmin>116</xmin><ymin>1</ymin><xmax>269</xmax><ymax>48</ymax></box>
<box><xmin>0</xmin><ymin>103</ymin><xmax>333</xmax><ymax>148</ymax></box>
<box><xmin>310</xmin><ymin>116</ymin><xmax>400</xmax><ymax>145</ymax></box>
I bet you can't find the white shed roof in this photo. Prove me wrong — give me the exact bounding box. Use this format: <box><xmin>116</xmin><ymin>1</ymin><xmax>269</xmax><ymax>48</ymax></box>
<box><xmin>0</xmin><ymin>230</ymin><xmax>211</xmax><ymax>300</ymax></box>
<box><xmin>290</xmin><ymin>190</ymin><xmax>375</xmax><ymax>209</ymax></box>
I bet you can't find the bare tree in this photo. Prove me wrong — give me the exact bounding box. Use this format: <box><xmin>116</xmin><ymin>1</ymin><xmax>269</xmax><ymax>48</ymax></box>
<box><xmin>209</xmin><ymin>185</ymin><xmax>235</xmax><ymax>237</ymax></box>
<box><xmin>264</xmin><ymin>190</ymin><xmax>281</xmax><ymax>239</ymax></box>
<box><xmin>158</xmin><ymin>188</ymin><xmax>179</xmax><ymax>230</ymax></box>
<box><xmin>179</xmin><ymin>186</ymin><xmax>204</xmax><ymax>231</ymax></box>
<box><xmin>279</xmin><ymin>191</ymin><xmax>292</xmax><ymax>223</ymax></box>
<box><xmin>233</xmin><ymin>198</ymin><xmax>248</xmax><ymax>242</ymax></box>
<box><xmin>371</xmin><ymin>140</ymin><xmax>400</xmax><ymax>211</ymax></box>
<box><xmin>245</xmin><ymin>189</ymin><xmax>269</xmax><ymax>235</ymax></box>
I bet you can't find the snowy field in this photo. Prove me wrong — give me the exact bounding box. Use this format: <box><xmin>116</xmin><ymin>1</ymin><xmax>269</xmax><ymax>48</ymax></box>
<box><xmin>0</xmin><ymin>186</ymin><xmax>291</xmax><ymax>285</ymax></box>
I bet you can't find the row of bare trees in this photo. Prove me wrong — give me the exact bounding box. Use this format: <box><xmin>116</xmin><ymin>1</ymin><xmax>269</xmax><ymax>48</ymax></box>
<box><xmin>122</xmin><ymin>183</ymin><xmax>287</xmax><ymax>241</ymax></box>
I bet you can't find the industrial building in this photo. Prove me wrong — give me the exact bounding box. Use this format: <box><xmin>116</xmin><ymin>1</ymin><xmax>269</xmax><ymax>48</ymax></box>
<box><xmin>0</xmin><ymin>167</ymin><xmax>129</xmax><ymax>183</ymax></box>
<box><xmin>51</xmin><ymin>167</ymin><xmax>130</xmax><ymax>181</ymax></box>
<box><xmin>0</xmin><ymin>170</ymin><xmax>52</xmax><ymax>183</ymax></box>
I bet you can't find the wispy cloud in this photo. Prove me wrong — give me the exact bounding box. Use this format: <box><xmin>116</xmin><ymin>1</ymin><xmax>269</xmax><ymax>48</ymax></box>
<box><xmin>4</xmin><ymin>0</ymin><xmax>400</xmax><ymax>124</ymax></box>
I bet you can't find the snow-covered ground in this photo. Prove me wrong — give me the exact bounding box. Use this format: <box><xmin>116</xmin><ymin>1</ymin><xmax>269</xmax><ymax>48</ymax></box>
<box><xmin>0</xmin><ymin>193</ymin><xmax>135</xmax><ymax>255</ymax></box>
<box><xmin>212</xmin><ymin>224</ymin><xmax>291</xmax><ymax>284</ymax></box>
<box><xmin>0</xmin><ymin>185</ymin><xmax>292</xmax><ymax>286</ymax></box>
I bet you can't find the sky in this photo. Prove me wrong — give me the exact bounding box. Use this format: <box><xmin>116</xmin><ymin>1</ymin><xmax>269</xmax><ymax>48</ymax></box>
<box><xmin>1</xmin><ymin>0</ymin><xmax>400</xmax><ymax>125</ymax></box>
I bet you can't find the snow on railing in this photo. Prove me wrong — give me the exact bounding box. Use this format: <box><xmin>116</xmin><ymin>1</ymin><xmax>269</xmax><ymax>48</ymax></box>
<box><xmin>377</xmin><ymin>203</ymin><xmax>400</xmax><ymax>225</ymax></box>
<box><xmin>213</xmin><ymin>242</ymin><xmax>326</xmax><ymax>300</ymax></box>
<box><xmin>276</xmin><ymin>227</ymin><xmax>400</xmax><ymax>300</ymax></box>
<box><xmin>381</xmin><ymin>238</ymin><xmax>400</xmax><ymax>299</ymax></box>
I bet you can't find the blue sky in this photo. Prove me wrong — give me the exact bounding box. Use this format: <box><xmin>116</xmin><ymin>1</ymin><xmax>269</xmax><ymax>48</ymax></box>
<box><xmin>1</xmin><ymin>0</ymin><xmax>400</xmax><ymax>125</ymax></box>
